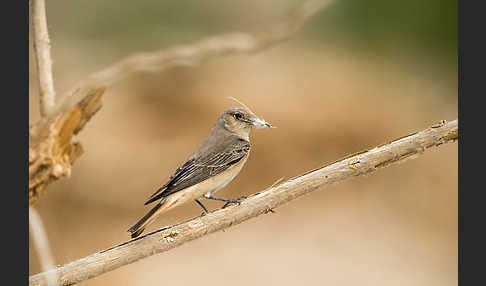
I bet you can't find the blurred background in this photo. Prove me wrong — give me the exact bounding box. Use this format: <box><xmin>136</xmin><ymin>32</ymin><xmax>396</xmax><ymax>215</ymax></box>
<box><xmin>29</xmin><ymin>0</ymin><xmax>457</xmax><ymax>285</ymax></box>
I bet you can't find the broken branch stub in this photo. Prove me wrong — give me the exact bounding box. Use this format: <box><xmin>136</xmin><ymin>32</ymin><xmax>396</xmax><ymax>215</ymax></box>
<box><xmin>29</xmin><ymin>87</ymin><xmax>106</xmax><ymax>205</ymax></box>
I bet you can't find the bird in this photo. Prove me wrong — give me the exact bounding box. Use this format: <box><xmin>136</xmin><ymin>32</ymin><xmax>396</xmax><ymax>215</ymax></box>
<box><xmin>128</xmin><ymin>100</ymin><xmax>273</xmax><ymax>238</ymax></box>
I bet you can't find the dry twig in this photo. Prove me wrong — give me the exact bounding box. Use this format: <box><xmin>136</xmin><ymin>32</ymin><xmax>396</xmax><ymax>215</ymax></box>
<box><xmin>31</xmin><ymin>0</ymin><xmax>56</xmax><ymax>117</ymax></box>
<box><xmin>53</xmin><ymin>0</ymin><xmax>335</xmax><ymax>116</ymax></box>
<box><xmin>29</xmin><ymin>119</ymin><xmax>458</xmax><ymax>286</ymax></box>
<box><xmin>29</xmin><ymin>207</ymin><xmax>58</xmax><ymax>286</ymax></box>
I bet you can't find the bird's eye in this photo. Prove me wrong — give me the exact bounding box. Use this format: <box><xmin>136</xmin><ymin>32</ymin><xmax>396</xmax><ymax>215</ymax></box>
<box><xmin>233</xmin><ymin>113</ymin><xmax>243</xmax><ymax>120</ymax></box>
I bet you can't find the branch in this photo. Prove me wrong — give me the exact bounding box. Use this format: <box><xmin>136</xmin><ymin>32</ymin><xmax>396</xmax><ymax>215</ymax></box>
<box><xmin>29</xmin><ymin>119</ymin><xmax>458</xmax><ymax>286</ymax></box>
<box><xmin>29</xmin><ymin>207</ymin><xmax>58</xmax><ymax>285</ymax></box>
<box><xmin>52</xmin><ymin>0</ymin><xmax>335</xmax><ymax>116</ymax></box>
<box><xmin>31</xmin><ymin>0</ymin><xmax>56</xmax><ymax>117</ymax></box>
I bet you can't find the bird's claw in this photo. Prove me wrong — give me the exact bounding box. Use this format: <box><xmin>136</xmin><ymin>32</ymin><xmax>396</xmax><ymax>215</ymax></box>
<box><xmin>221</xmin><ymin>195</ymin><xmax>247</xmax><ymax>209</ymax></box>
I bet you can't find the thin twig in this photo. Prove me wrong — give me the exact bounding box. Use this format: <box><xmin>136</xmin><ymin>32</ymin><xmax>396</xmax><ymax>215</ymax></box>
<box><xmin>31</xmin><ymin>0</ymin><xmax>56</xmax><ymax>117</ymax></box>
<box><xmin>53</xmin><ymin>0</ymin><xmax>335</xmax><ymax>116</ymax></box>
<box><xmin>29</xmin><ymin>119</ymin><xmax>458</xmax><ymax>286</ymax></box>
<box><xmin>29</xmin><ymin>207</ymin><xmax>58</xmax><ymax>286</ymax></box>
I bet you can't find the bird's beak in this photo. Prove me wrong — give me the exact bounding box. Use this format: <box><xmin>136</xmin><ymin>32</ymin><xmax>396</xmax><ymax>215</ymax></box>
<box><xmin>251</xmin><ymin>117</ymin><xmax>275</xmax><ymax>128</ymax></box>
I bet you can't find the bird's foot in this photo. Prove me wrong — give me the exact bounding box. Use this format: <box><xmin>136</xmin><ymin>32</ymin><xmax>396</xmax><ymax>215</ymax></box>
<box><xmin>221</xmin><ymin>195</ymin><xmax>247</xmax><ymax>209</ymax></box>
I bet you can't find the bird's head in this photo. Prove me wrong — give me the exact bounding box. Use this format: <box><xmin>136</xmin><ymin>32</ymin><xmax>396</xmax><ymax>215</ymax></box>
<box><xmin>219</xmin><ymin>106</ymin><xmax>273</xmax><ymax>140</ymax></box>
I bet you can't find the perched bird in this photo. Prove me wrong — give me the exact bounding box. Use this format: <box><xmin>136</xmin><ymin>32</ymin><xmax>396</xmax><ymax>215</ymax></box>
<box><xmin>128</xmin><ymin>102</ymin><xmax>273</xmax><ymax>238</ymax></box>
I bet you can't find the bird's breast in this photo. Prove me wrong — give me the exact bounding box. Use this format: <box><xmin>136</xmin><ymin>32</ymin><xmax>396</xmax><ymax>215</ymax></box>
<box><xmin>205</xmin><ymin>154</ymin><xmax>249</xmax><ymax>196</ymax></box>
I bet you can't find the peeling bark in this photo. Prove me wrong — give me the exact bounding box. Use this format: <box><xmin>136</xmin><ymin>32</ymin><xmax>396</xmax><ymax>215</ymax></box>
<box><xmin>29</xmin><ymin>87</ymin><xmax>106</xmax><ymax>205</ymax></box>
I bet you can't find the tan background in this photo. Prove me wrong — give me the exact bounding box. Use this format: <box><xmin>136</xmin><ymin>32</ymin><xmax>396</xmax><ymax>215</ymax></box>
<box><xmin>29</xmin><ymin>1</ymin><xmax>457</xmax><ymax>285</ymax></box>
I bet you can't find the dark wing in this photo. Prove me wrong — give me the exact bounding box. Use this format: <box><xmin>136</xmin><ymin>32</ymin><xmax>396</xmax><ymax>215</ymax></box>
<box><xmin>144</xmin><ymin>158</ymin><xmax>195</xmax><ymax>204</ymax></box>
<box><xmin>144</xmin><ymin>139</ymin><xmax>250</xmax><ymax>205</ymax></box>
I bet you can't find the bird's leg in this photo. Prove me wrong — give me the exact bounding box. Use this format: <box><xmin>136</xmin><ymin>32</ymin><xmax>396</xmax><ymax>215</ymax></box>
<box><xmin>195</xmin><ymin>199</ymin><xmax>209</xmax><ymax>215</ymax></box>
<box><xmin>204</xmin><ymin>194</ymin><xmax>247</xmax><ymax>209</ymax></box>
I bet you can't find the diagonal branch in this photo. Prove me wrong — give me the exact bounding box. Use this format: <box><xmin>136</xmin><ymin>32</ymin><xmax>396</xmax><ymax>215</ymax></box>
<box><xmin>52</xmin><ymin>0</ymin><xmax>335</xmax><ymax>116</ymax></box>
<box><xmin>31</xmin><ymin>0</ymin><xmax>57</xmax><ymax>117</ymax></box>
<box><xmin>29</xmin><ymin>119</ymin><xmax>458</xmax><ymax>286</ymax></box>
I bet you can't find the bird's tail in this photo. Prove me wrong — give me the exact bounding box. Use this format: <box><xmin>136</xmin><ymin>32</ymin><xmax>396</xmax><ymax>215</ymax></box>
<box><xmin>128</xmin><ymin>198</ymin><xmax>168</xmax><ymax>238</ymax></box>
